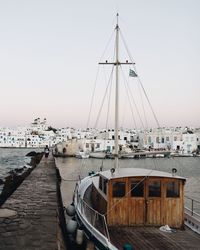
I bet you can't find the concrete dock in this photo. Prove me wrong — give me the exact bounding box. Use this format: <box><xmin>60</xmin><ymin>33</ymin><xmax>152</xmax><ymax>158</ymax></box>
<box><xmin>0</xmin><ymin>154</ymin><xmax>66</xmax><ymax>250</ymax></box>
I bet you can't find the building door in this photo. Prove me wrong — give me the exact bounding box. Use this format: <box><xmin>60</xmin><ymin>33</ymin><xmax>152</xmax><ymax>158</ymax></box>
<box><xmin>91</xmin><ymin>143</ymin><xmax>94</xmax><ymax>152</ymax></box>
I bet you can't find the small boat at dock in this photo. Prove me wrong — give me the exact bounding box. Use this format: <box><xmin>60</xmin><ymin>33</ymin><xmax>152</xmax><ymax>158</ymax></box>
<box><xmin>89</xmin><ymin>151</ymin><xmax>107</xmax><ymax>159</ymax></box>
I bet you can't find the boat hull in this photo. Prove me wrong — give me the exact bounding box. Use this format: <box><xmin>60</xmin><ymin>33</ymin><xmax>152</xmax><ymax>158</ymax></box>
<box><xmin>74</xmin><ymin>177</ymin><xmax>117</xmax><ymax>250</ymax></box>
<box><xmin>89</xmin><ymin>152</ymin><xmax>106</xmax><ymax>159</ymax></box>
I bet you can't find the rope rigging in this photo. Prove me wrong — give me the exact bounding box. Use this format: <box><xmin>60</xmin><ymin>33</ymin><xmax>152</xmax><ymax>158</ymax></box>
<box><xmin>120</xmin><ymin>65</ymin><xmax>145</xmax><ymax>129</ymax></box>
<box><xmin>86</xmin><ymin>29</ymin><xmax>115</xmax><ymax>129</ymax></box>
<box><xmin>94</xmin><ymin>66</ymin><xmax>115</xmax><ymax>128</ymax></box>
<box><xmin>120</xmin><ymin>29</ymin><xmax>161</xmax><ymax>129</ymax></box>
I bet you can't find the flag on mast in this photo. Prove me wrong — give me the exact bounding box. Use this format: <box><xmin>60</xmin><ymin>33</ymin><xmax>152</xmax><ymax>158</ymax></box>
<box><xmin>129</xmin><ymin>69</ymin><xmax>138</xmax><ymax>77</ymax></box>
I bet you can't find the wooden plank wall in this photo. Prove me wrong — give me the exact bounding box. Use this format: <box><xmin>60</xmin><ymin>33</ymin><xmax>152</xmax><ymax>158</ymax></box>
<box><xmin>106</xmin><ymin>177</ymin><xmax>185</xmax><ymax>228</ymax></box>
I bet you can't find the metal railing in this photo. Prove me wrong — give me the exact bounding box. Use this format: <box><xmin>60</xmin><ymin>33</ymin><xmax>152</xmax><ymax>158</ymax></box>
<box><xmin>185</xmin><ymin>196</ymin><xmax>200</xmax><ymax>216</ymax></box>
<box><xmin>77</xmin><ymin>195</ymin><xmax>111</xmax><ymax>242</ymax></box>
<box><xmin>184</xmin><ymin>196</ymin><xmax>200</xmax><ymax>234</ymax></box>
<box><xmin>79</xmin><ymin>195</ymin><xmax>110</xmax><ymax>241</ymax></box>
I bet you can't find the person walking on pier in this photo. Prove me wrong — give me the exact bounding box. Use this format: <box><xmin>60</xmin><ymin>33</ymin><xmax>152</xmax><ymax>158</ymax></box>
<box><xmin>44</xmin><ymin>145</ymin><xmax>50</xmax><ymax>159</ymax></box>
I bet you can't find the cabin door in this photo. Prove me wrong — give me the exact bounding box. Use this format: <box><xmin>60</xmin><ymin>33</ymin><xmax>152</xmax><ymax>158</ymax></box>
<box><xmin>128</xmin><ymin>178</ymin><xmax>145</xmax><ymax>225</ymax></box>
<box><xmin>108</xmin><ymin>179</ymin><xmax>129</xmax><ymax>225</ymax></box>
<box><xmin>145</xmin><ymin>178</ymin><xmax>162</xmax><ymax>225</ymax></box>
<box><xmin>128</xmin><ymin>178</ymin><xmax>162</xmax><ymax>225</ymax></box>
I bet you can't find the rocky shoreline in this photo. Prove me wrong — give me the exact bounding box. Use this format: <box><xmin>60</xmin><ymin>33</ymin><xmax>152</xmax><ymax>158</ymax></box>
<box><xmin>0</xmin><ymin>151</ymin><xmax>43</xmax><ymax>206</ymax></box>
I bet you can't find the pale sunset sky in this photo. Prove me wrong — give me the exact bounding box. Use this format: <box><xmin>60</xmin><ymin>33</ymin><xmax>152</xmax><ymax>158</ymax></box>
<box><xmin>0</xmin><ymin>0</ymin><xmax>199</xmax><ymax>129</ymax></box>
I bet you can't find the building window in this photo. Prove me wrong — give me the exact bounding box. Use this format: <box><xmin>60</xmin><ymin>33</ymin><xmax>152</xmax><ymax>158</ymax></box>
<box><xmin>148</xmin><ymin>180</ymin><xmax>161</xmax><ymax>197</ymax></box>
<box><xmin>166</xmin><ymin>136</ymin><xmax>169</xmax><ymax>142</ymax></box>
<box><xmin>156</xmin><ymin>137</ymin><xmax>159</xmax><ymax>143</ymax></box>
<box><xmin>131</xmin><ymin>180</ymin><xmax>144</xmax><ymax>197</ymax></box>
<box><xmin>86</xmin><ymin>143</ymin><xmax>89</xmax><ymax>148</ymax></box>
<box><xmin>96</xmin><ymin>143</ymin><xmax>100</xmax><ymax>148</ymax></box>
<box><xmin>166</xmin><ymin>181</ymin><xmax>180</xmax><ymax>198</ymax></box>
<box><xmin>106</xmin><ymin>146</ymin><xmax>111</xmax><ymax>152</ymax></box>
<box><xmin>161</xmin><ymin>137</ymin><xmax>164</xmax><ymax>143</ymax></box>
<box><xmin>174</xmin><ymin>136</ymin><xmax>177</xmax><ymax>141</ymax></box>
<box><xmin>112</xmin><ymin>182</ymin><xmax>126</xmax><ymax>197</ymax></box>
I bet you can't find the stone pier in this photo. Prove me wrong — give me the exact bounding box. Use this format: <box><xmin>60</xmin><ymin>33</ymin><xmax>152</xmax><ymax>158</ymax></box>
<box><xmin>0</xmin><ymin>154</ymin><xmax>66</xmax><ymax>250</ymax></box>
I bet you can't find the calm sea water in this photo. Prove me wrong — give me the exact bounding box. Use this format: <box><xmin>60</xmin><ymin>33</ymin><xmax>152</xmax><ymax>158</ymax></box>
<box><xmin>56</xmin><ymin>156</ymin><xmax>200</xmax><ymax>213</ymax></box>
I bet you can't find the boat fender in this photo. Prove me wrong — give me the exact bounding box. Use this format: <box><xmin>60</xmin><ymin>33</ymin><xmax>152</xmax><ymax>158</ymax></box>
<box><xmin>66</xmin><ymin>219</ymin><xmax>77</xmax><ymax>234</ymax></box>
<box><xmin>76</xmin><ymin>229</ymin><xmax>84</xmax><ymax>245</ymax></box>
<box><xmin>66</xmin><ymin>204</ymin><xmax>75</xmax><ymax>216</ymax></box>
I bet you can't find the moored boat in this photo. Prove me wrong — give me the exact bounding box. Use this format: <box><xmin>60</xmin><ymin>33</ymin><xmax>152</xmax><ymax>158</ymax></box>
<box><xmin>89</xmin><ymin>151</ymin><xmax>107</xmax><ymax>159</ymax></box>
<box><xmin>74</xmin><ymin>168</ymin><xmax>191</xmax><ymax>249</ymax></box>
<box><xmin>75</xmin><ymin>150</ymin><xmax>90</xmax><ymax>159</ymax></box>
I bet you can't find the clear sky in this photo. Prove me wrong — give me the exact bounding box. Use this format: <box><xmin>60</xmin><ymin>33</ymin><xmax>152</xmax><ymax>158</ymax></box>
<box><xmin>0</xmin><ymin>0</ymin><xmax>199</xmax><ymax>129</ymax></box>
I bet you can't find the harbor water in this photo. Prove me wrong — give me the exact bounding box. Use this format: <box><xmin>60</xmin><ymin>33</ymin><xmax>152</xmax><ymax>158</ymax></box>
<box><xmin>1</xmin><ymin>149</ymin><xmax>199</xmax><ymax>212</ymax></box>
<box><xmin>56</xmin><ymin>156</ymin><xmax>200</xmax><ymax>213</ymax></box>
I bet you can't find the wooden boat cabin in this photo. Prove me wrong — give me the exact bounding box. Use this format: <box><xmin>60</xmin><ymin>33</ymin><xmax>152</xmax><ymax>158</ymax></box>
<box><xmin>91</xmin><ymin>168</ymin><xmax>186</xmax><ymax>228</ymax></box>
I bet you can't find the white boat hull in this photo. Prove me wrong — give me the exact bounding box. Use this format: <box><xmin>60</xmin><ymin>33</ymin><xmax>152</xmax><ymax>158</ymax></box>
<box><xmin>89</xmin><ymin>152</ymin><xmax>106</xmax><ymax>159</ymax></box>
<box><xmin>74</xmin><ymin>176</ymin><xmax>117</xmax><ymax>250</ymax></box>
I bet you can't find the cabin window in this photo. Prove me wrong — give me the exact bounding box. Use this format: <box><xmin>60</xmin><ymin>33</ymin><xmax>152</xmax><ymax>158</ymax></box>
<box><xmin>148</xmin><ymin>180</ymin><xmax>161</xmax><ymax>197</ymax></box>
<box><xmin>131</xmin><ymin>180</ymin><xmax>144</xmax><ymax>197</ymax></box>
<box><xmin>166</xmin><ymin>181</ymin><xmax>180</xmax><ymax>198</ymax></box>
<box><xmin>99</xmin><ymin>177</ymin><xmax>107</xmax><ymax>194</ymax></box>
<box><xmin>103</xmin><ymin>178</ymin><xmax>107</xmax><ymax>194</ymax></box>
<box><xmin>112</xmin><ymin>182</ymin><xmax>126</xmax><ymax>197</ymax></box>
<box><xmin>99</xmin><ymin>176</ymin><xmax>103</xmax><ymax>190</ymax></box>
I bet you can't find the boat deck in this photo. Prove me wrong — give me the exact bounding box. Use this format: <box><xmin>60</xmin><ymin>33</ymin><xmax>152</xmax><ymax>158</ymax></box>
<box><xmin>109</xmin><ymin>225</ymin><xmax>200</xmax><ymax>250</ymax></box>
<box><xmin>83</xmin><ymin>184</ymin><xmax>200</xmax><ymax>250</ymax></box>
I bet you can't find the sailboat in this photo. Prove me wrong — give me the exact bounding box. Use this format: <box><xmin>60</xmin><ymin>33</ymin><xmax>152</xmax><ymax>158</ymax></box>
<box><xmin>73</xmin><ymin>14</ymin><xmax>200</xmax><ymax>250</ymax></box>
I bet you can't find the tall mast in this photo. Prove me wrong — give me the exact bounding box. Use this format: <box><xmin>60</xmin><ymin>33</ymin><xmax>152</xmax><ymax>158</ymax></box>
<box><xmin>99</xmin><ymin>13</ymin><xmax>133</xmax><ymax>169</ymax></box>
<box><xmin>114</xmin><ymin>13</ymin><xmax>119</xmax><ymax>169</ymax></box>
